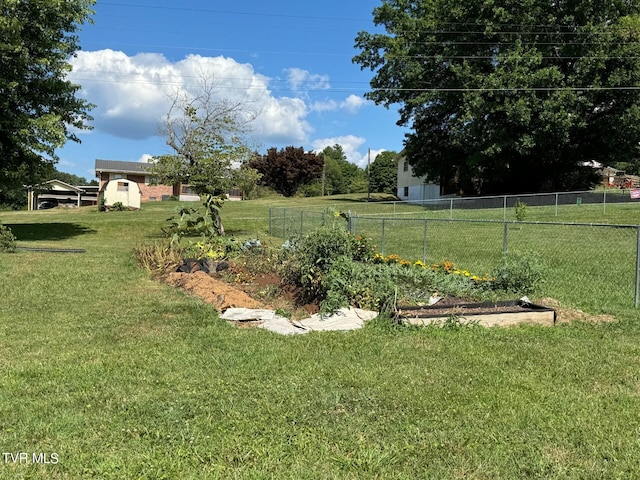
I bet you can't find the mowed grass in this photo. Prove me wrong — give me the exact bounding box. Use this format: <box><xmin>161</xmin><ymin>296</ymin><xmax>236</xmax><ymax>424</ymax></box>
<box><xmin>2</xmin><ymin>198</ymin><xmax>640</xmax><ymax>478</ymax></box>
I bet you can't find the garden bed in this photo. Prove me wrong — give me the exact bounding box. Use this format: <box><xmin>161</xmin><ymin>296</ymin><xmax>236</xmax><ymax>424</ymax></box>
<box><xmin>395</xmin><ymin>299</ymin><xmax>556</xmax><ymax>327</ymax></box>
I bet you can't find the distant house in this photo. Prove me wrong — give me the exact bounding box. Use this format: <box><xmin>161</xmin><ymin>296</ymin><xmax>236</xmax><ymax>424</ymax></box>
<box><xmin>26</xmin><ymin>179</ymin><xmax>99</xmax><ymax>210</ymax></box>
<box><xmin>395</xmin><ymin>151</ymin><xmax>441</xmax><ymax>202</ymax></box>
<box><xmin>94</xmin><ymin>159</ymin><xmax>179</xmax><ymax>201</ymax></box>
<box><xmin>94</xmin><ymin>159</ymin><xmax>243</xmax><ymax>202</ymax></box>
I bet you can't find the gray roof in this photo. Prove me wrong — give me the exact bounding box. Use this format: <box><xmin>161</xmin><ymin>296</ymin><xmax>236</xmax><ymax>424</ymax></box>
<box><xmin>95</xmin><ymin>159</ymin><xmax>152</xmax><ymax>174</ymax></box>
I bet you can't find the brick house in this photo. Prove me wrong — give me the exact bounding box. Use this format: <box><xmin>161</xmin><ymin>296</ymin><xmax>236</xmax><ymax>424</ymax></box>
<box><xmin>95</xmin><ymin>159</ymin><xmax>177</xmax><ymax>201</ymax></box>
<box><xmin>94</xmin><ymin>159</ymin><xmax>245</xmax><ymax>202</ymax></box>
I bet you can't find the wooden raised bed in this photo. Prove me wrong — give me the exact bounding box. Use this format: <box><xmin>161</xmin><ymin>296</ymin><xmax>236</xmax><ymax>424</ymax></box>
<box><xmin>395</xmin><ymin>299</ymin><xmax>556</xmax><ymax>327</ymax></box>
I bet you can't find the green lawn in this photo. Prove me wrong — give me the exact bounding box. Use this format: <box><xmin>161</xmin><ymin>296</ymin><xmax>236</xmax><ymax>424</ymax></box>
<box><xmin>2</xmin><ymin>198</ymin><xmax>640</xmax><ymax>478</ymax></box>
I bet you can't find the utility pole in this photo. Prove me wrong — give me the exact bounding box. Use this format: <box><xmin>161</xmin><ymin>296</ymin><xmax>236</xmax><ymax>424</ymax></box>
<box><xmin>367</xmin><ymin>148</ymin><xmax>371</xmax><ymax>202</ymax></box>
<box><xmin>321</xmin><ymin>153</ymin><xmax>325</xmax><ymax>196</ymax></box>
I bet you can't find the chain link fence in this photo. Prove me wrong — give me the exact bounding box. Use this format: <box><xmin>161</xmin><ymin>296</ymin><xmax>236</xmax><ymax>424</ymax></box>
<box><xmin>270</xmin><ymin>189</ymin><xmax>640</xmax><ymax>223</ymax></box>
<box><xmin>269</xmin><ymin>207</ymin><xmax>640</xmax><ymax>311</ymax></box>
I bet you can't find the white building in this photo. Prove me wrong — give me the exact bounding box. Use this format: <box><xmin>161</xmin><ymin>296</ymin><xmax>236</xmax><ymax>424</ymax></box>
<box><xmin>396</xmin><ymin>152</ymin><xmax>441</xmax><ymax>201</ymax></box>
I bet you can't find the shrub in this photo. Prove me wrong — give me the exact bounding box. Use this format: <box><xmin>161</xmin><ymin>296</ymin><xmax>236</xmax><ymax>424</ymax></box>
<box><xmin>110</xmin><ymin>201</ymin><xmax>127</xmax><ymax>211</ymax></box>
<box><xmin>514</xmin><ymin>200</ymin><xmax>528</xmax><ymax>221</ymax></box>
<box><xmin>490</xmin><ymin>252</ymin><xmax>545</xmax><ymax>295</ymax></box>
<box><xmin>321</xmin><ymin>256</ymin><xmax>396</xmax><ymax>314</ymax></box>
<box><xmin>0</xmin><ymin>224</ymin><xmax>16</xmax><ymax>253</ymax></box>
<box><xmin>280</xmin><ymin>224</ymin><xmax>394</xmax><ymax>313</ymax></box>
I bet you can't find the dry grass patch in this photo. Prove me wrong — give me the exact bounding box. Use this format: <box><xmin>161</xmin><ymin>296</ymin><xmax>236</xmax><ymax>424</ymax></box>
<box><xmin>537</xmin><ymin>297</ymin><xmax>617</xmax><ymax>324</ymax></box>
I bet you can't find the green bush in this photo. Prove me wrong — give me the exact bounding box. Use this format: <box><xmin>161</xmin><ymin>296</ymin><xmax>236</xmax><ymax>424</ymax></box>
<box><xmin>280</xmin><ymin>224</ymin><xmax>394</xmax><ymax>313</ymax></box>
<box><xmin>321</xmin><ymin>257</ymin><xmax>396</xmax><ymax>314</ymax></box>
<box><xmin>110</xmin><ymin>201</ymin><xmax>127</xmax><ymax>211</ymax></box>
<box><xmin>490</xmin><ymin>252</ymin><xmax>545</xmax><ymax>295</ymax></box>
<box><xmin>0</xmin><ymin>223</ymin><xmax>16</xmax><ymax>253</ymax></box>
<box><xmin>514</xmin><ymin>200</ymin><xmax>528</xmax><ymax>221</ymax></box>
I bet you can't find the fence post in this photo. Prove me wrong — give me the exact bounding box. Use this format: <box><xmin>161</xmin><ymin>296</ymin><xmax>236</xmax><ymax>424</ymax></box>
<box><xmin>283</xmin><ymin>208</ymin><xmax>286</xmax><ymax>237</ymax></box>
<box><xmin>300</xmin><ymin>210</ymin><xmax>304</xmax><ymax>234</ymax></box>
<box><xmin>450</xmin><ymin>198</ymin><xmax>454</xmax><ymax>219</ymax></box>
<box><xmin>423</xmin><ymin>219</ymin><xmax>427</xmax><ymax>263</ymax></box>
<box><xmin>603</xmin><ymin>191</ymin><xmax>607</xmax><ymax>216</ymax></box>
<box><xmin>503</xmin><ymin>222</ymin><xmax>508</xmax><ymax>257</ymax></box>
<box><xmin>502</xmin><ymin>195</ymin><xmax>507</xmax><ymax>222</ymax></box>
<box><xmin>381</xmin><ymin>218</ymin><xmax>386</xmax><ymax>256</ymax></box>
<box><xmin>268</xmin><ymin>208</ymin><xmax>272</xmax><ymax>235</ymax></box>
<box><xmin>635</xmin><ymin>226</ymin><xmax>640</xmax><ymax>308</ymax></box>
<box><xmin>555</xmin><ymin>193</ymin><xmax>559</xmax><ymax>217</ymax></box>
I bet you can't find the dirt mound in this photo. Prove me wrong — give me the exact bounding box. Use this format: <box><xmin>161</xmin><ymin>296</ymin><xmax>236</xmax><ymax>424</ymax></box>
<box><xmin>164</xmin><ymin>271</ymin><xmax>264</xmax><ymax>311</ymax></box>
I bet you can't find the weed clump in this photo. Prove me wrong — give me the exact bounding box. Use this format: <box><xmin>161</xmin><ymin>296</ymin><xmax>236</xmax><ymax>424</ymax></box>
<box><xmin>0</xmin><ymin>224</ymin><xmax>16</xmax><ymax>253</ymax></box>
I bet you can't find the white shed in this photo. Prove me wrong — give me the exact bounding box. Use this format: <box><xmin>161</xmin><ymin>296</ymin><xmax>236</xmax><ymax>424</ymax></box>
<box><xmin>99</xmin><ymin>178</ymin><xmax>142</xmax><ymax>209</ymax></box>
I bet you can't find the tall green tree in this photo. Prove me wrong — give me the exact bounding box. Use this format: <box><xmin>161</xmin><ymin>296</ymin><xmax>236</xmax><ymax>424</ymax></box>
<box><xmin>322</xmin><ymin>144</ymin><xmax>368</xmax><ymax>194</ymax></box>
<box><xmin>368</xmin><ymin>150</ymin><xmax>398</xmax><ymax>195</ymax></box>
<box><xmin>353</xmin><ymin>1</ymin><xmax>640</xmax><ymax>194</ymax></box>
<box><xmin>249</xmin><ymin>146</ymin><xmax>323</xmax><ymax>197</ymax></box>
<box><xmin>232</xmin><ymin>164</ymin><xmax>262</xmax><ymax>200</ymax></box>
<box><xmin>0</xmin><ymin>0</ymin><xmax>95</xmax><ymax>207</ymax></box>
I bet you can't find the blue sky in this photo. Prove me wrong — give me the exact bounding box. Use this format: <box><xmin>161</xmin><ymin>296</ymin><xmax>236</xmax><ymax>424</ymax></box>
<box><xmin>59</xmin><ymin>0</ymin><xmax>407</xmax><ymax>181</ymax></box>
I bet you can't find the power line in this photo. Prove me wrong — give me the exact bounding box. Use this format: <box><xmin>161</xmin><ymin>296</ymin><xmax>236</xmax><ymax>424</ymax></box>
<box><xmin>373</xmin><ymin>86</ymin><xmax>640</xmax><ymax>92</ymax></box>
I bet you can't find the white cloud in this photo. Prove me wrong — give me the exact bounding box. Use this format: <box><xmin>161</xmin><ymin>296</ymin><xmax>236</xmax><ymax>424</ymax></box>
<box><xmin>68</xmin><ymin>50</ymin><xmax>314</xmax><ymax>145</ymax></box>
<box><xmin>286</xmin><ymin>67</ymin><xmax>330</xmax><ymax>92</ymax></box>
<box><xmin>311</xmin><ymin>94</ymin><xmax>367</xmax><ymax>114</ymax></box>
<box><xmin>311</xmin><ymin>99</ymin><xmax>338</xmax><ymax>112</ymax></box>
<box><xmin>253</xmin><ymin>96</ymin><xmax>312</xmax><ymax>144</ymax></box>
<box><xmin>312</xmin><ymin>135</ymin><xmax>373</xmax><ymax>168</ymax></box>
<box><xmin>137</xmin><ymin>154</ymin><xmax>154</xmax><ymax>163</ymax></box>
<box><xmin>342</xmin><ymin>95</ymin><xmax>367</xmax><ymax>113</ymax></box>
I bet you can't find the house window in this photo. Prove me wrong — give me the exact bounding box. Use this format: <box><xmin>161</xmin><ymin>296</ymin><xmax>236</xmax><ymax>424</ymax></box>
<box><xmin>403</xmin><ymin>161</ymin><xmax>409</xmax><ymax>172</ymax></box>
<box><xmin>117</xmin><ymin>181</ymin><xmax>129</xmax><ymax>192</ymax></box>
<box><xmin>403</xmin><ymin>186</ymin><xmax>409</xmax><ymax>197</ymax></box>
<box><xmin>181</xmin><ymin>185</ymin><xmax>196</xmax><ymax>195</ymax></box>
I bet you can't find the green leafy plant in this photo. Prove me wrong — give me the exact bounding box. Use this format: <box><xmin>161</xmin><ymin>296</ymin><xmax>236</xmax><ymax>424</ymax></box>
<box><xmin>281</xmin><ymin>225</ymin><xmax>395</xmax><ymax>314</ymax></box>
<box><xmin>490</xmin><ymin>251</ymin><xmax>545</xmax><ymax>295</ymax></box>
<box><xmin>110</xmin><ymin>201</ymin><xmax>127</xmax><ymax>211</ymax></box>
<box><xmin>184</xmin><ymin>240</ymin><xmax>226</xmax><ymax>261</ymax></box>
<box><xmin>0</xmin><ymin>224</ymin><xmax>17</xmax><ymax>253</ymax></box>
<box><xmin>163</xmin><ymin>194</ymin><xmax>225</xmax><ymax>244</ymax></box>
<box><xmin>514</xmin><ymin>200</ymin><xmax>528</xmax><ymax>221</ymax></box>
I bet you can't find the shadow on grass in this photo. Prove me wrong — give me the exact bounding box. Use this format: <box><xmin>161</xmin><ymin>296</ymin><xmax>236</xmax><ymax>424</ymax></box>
<box><xmin>329</xmin><ymin>194</ymin><xmax>399</xmax><ymax>203</ymax></box>
<box><xmin>6</xmin><ymin>223</ymin><xmax>97</xmax><ymax>242</ymax></box>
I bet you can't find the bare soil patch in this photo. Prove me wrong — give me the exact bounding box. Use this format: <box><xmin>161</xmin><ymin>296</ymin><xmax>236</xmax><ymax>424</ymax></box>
<box><xmin>161</xmin><ymin>264</ymin><xmax>319</xmax><ymax>319</ymax></box>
